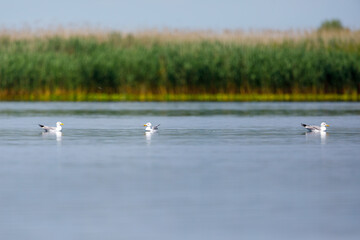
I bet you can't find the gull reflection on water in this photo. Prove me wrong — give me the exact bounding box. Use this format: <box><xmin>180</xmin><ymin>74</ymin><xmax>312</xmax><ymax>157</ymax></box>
<box><xmin>304</xmin><ymin>131</ymin><xmax>327</xmax><ymax>144</ymax></box>
<box><xmin>42</xmin><ymin>131</ymin><xmax>63</xmax><ymax>143</ymax></box>
<box><xmin>145</xmin><ymin>131</ymin><xmax>153</xmax><ymax>144</ymax></box>
<box><xmin>145</xmin><ymin>131</ymin><xmax>160</xmax><ymax>145</ymax></box>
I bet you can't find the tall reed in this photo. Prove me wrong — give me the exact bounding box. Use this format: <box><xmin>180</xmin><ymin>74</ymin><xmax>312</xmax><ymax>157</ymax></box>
<box><xmin>0</xmin><ymin>29</ymin><xmax>359</xmax><ymax>100</ymax></box>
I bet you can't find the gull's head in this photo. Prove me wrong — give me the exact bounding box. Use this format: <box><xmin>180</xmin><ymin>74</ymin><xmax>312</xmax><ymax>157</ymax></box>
<box><xmin>144</xmin><ymin>122</ymin><xmax>152</xmax><ymax>127</ymax></box>
<box><xmin>321</xmin><ymin>122</ymin><xmax>329</xmax><ymax>127</ymax></box>
<box><xmin>56</xmin><ymin>122</ymin><xmax>64</xmax><ymax>126</ymax></box>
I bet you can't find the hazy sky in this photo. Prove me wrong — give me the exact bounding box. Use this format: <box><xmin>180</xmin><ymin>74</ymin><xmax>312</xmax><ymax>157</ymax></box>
<box><xmin>1</xmin><ymin>0</ymin><xmax>359</xmax><ymax>30</ymax></box>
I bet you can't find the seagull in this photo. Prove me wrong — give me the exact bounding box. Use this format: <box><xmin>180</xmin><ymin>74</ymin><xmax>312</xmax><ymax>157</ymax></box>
<box><xmin>144</xmin><ymin>122</ymin><xmax>160</xmax><ymax>132</ymax></box>
<box><xmin>301</xmin><ymin>122</ymin><xmax>329</xmax><ymax>132</ymax></box>
<box><xmin>39</xmin><ymin>122</ymin><xmax>64</xmax><ymax>132</ymax></box>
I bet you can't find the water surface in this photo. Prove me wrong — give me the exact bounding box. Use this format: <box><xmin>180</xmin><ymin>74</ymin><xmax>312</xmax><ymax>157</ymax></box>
<box><xmin>0</xmin><ymin>102</ymin><xmax>360</xmax><ymax>240</ymax></box>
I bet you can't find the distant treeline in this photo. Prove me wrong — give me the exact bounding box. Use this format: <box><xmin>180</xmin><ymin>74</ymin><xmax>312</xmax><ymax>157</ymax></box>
<box><xmin>0</xmin><ymin>29</ymin><xmax>359</xmax><ymax>100</ymax></box>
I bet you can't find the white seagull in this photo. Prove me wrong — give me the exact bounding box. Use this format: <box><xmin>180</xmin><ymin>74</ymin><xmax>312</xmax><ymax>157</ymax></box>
<box><xmin>301</xmin><ymin>122</ymin><xmax>329</xmax><ymax>132</ymax></box>
<box><xmin>39</xmin><ymin>122</ymin><xmax>64</xmax><ymax>132</ymax></box>
<box><xmin>144</xmin><ymin>122</ymin><xmax>160</xmax><ymax>132</ymax></box>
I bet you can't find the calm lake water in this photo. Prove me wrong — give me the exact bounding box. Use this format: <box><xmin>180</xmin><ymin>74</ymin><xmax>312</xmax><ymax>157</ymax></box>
<box><xmin>0</xmin><ymin>102</ymin><xmax>360</xmax><ymax>240</ymax></box>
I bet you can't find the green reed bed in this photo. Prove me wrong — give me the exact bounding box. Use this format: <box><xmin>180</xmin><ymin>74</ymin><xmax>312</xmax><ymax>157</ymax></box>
<box><xmin>0</xmin><ymin>30</ymin><xmax>359</xmax><ymax>101</ymax></box>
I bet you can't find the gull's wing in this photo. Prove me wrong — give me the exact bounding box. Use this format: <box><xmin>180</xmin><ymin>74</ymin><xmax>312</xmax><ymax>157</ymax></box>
<box><xmin>301</xmin><ymin>123</ymin><xmax>320</xmax><ymax>131</ymax></box>
<box><xmin>39</xmin><ymin>124</ymin><xmax>56</xmax><ymax>131</ymax></box>
<box><xmin>153</xmin><ymin>124</ymin><xmax>160</xmax><ymax>130</ymax></box>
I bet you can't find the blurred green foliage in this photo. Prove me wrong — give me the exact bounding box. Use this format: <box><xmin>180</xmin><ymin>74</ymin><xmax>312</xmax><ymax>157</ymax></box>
<box><xmin>0</xmin><ymin>31</ymin><xmax>359</xmax><ymax>100</ymax></box>
<box><xmin>318</xmin><ymin>19</ymin><xmax>345</xmax><ymax>31</ymax></box>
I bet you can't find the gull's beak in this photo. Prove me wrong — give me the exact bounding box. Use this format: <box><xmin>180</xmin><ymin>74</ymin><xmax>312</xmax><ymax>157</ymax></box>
<box><xmin>61</xmin><ymin>123</ymin><xmax>64</xmax><ymax>125</ymax></box>
<box><xmin>144</xmin><ymin>124</ymin><xmax>147</xmax><ymax>126</ymax></box>
<box><xmin>325</xmin><ymin>124</ymin><xmax>329</xmax><ymax>127</ymax></box>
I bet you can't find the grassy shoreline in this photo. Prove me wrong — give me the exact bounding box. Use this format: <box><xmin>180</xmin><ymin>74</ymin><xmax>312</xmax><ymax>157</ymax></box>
<box><xmin>0</xmin><ymin>93</ymin><xmax>358</xmax><ymax>101</ymax></box>
<box><xmin>0</xmin><ymin>29</ymin><xmax>359</xmax><ymax>101</ymax></box>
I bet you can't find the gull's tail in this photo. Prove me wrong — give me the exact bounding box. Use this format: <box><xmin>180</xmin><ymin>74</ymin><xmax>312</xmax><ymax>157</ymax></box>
<box><xmin>39</xmin><ymin>124</ymin><xmax>44</xmax><ymax>128</ymax></box>
<box><xmin>154</xmin><ymin>124</ymin><xmax>160</xmax><ymax>130</ymax></box>
<box><xmin>301</xmin><ymin>123</ymin><xmax>307</xmax><ymax>127</ymax></box>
